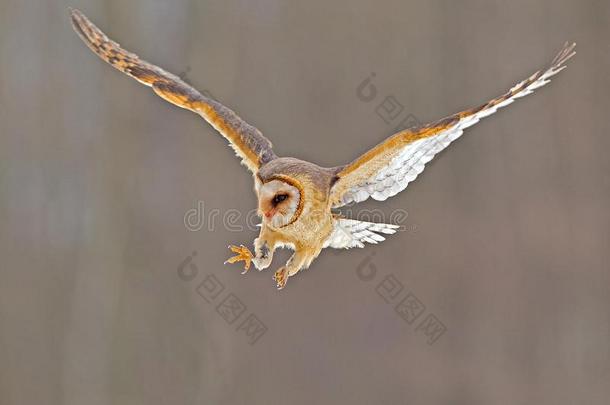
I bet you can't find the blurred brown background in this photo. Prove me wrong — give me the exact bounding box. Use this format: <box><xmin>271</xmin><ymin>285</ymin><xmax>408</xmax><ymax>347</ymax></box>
<box><xmin>0</xmin><ymin>0</ymin><xmax>609</xmax><ymax>404</ymax></box>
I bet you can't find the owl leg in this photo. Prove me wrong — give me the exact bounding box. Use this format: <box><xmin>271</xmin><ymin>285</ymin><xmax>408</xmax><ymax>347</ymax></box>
<box><xmin>225</xmin><ymin>245</ymin><xmax>254</xmax><ymax>274</ymax></box>
<box><xmin>226</xmin><ymin>238</ymin><xmax>276</xmax><ymax>274</ymax></box>
<box><xmin>252</xmin><ymin>237</ymin><xmax>275</xmax><ymax>271</ymax></box>
<box><xmin>273</xmin><ymin>250</ymin><xmax>308</xmax><ymax>290</ymax></box>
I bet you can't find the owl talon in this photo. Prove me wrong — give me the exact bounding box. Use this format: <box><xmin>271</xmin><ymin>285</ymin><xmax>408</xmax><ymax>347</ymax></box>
<box><xmin>225</xmin><ymin>245</ymin><xmax>253</xmax><ymax>274</ymax></box>
<box><xmin>273</xmin><ymin>267</ymin><xmax>288</xmax><ymax>290</ymax></box>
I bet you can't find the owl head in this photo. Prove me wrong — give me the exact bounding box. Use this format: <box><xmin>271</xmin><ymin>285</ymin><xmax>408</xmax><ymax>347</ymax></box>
<box><xmin>257</xmin><ymin>177</ymin><xmax>303</xmax><ymax>228</ymax></box>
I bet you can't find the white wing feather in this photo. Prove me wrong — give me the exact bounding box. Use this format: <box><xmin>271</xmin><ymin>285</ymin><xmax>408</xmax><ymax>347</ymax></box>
<box><xmin>334</xmin><ymin>43</ymin><xmax>575</xmax><ymax>207</ymax></box>
<box><xmin>324</xmin><ymin>218</ymin><xmax>400</xmax><ymax>249</ymax></box>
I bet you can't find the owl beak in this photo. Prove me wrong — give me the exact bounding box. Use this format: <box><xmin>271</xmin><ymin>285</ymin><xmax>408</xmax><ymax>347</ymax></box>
<box><xmin>264</xmin><ymin>208</ymin><xmax>276</xmax><ymax>219</ymax></box>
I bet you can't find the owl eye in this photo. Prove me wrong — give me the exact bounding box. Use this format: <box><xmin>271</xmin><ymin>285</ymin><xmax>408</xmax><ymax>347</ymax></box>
<box><xmin>273</xmin><ymin>194</ymin><xmax>288</xmax><ymax>205</ymax></box>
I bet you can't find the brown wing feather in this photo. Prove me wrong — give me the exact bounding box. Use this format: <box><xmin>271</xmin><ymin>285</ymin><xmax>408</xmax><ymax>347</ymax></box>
<box><xmin>70</xmin><ymin>9</ymin><xmax>276</xmax><ymax>173</ymax></box>
<box><xmin>330</xmin><ymin>42</ymin><xmax>575</xmax><ymax>207</ymax></box>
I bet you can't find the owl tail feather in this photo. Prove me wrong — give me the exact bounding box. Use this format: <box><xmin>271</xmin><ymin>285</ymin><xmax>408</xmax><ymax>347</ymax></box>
<box><xmin>324</xmin><ymin>218</ymin><xmax>400</xmax><ymax>249</ymax></box>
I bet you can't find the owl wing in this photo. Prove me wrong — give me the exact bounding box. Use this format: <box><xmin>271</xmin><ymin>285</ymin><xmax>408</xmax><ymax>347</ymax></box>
<box><xmin>70</xmin><ymin>9</ymin><xmax>276</xmax><ymax>174</ymax></box>
<box><xmin>329</xmin><ymin>43</ymin><xmax>575</xmax><ymax>208</ymax></box>
<box><xmin>323</xmin><ymin>218</ymin><xmax>400</xmax><ymax>249</ymax></box>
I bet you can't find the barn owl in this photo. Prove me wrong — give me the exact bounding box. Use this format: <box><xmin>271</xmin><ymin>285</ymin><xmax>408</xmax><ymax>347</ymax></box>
<box><xmin>71</xmin><ymin>9</ymin><xmax>575</xmax><ymax>289</ymax></box>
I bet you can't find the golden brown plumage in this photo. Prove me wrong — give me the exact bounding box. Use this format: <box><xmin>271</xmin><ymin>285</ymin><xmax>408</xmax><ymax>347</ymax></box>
<box><xmin>70</xmin><ymin>8</ymin><xmax>275</xmax><ymax>174</ymax></box>
<box><xmin>71</xmin><ymin>9</ymin><xmax>575</xmax><ymax>289</ymax></box>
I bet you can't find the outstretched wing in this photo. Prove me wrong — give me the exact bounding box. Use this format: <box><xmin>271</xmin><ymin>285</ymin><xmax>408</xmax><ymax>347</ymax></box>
<box><xmin>323</xmin><ymin>218</ymin><xmax>399</xmax><ymax>249</ymax></box>
<box><xmin>70</xmin><ymin>9</ymin><xmax>276</xmax><ymax>174</ymax></box>
<box><xmin>330</xmin><ymin>43</ymin><xmax>575</xmax><ymax>207</ymax></box>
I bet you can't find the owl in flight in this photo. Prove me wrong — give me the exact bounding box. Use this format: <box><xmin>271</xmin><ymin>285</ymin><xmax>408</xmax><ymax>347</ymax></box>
<box><xmin>71</xmin><ymin>9</ymin><xmax>575</xmax><ymax>289</ymax></box>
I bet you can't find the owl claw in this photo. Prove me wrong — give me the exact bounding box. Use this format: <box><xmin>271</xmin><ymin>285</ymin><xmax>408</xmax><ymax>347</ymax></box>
<box><xmin>273</xmin><ymin>267</ymin><xmax>288</xmax><ymax>290</ymax></box>
<box><xmin>225</xmin><ymin>245</ymin><xmax>253</xmax><ymax>274</ymax></box>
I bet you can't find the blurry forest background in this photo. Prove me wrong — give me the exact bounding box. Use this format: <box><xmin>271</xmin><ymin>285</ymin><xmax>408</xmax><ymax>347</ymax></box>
<box><xmin>0</xmin><ymin>0</ymin><xmax>609</xmax><ymax>404</ymax></box>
